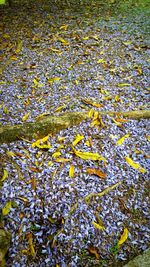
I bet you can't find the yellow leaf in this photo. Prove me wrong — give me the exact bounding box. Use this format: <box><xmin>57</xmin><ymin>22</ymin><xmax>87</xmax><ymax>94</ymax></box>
<box><xmin>33</xmin><ymin>78</ymin><xmax>39</xmax><ymax>86</ymax></box>
<box><xmin>55</xmin><ymin>105</ymin><xmax>66</xmax><ymax>112</ymax></box>
<box><xmin>59</xmin><ymin>24</ymin><xmax>68</xmax><ymax>30</ymax></box>
<box><xmin>85</xmin><ymin>140</ymin><xmax>90</xmax><ymax>147</ymax></box>
<box><xmin>55</xmin><ymin>157</ymin><xmax>72</xmax><ymax>163</ymax></box>
<box><xmin>1</xmin><ymin>169</ymin><xmax>8</xmax><ymax>182</ymax></box>
<box><xmin>69</xmin><ymin>165</ymin><xmax>75</xmax><ymax>178</ymax></box>
<box><xmin>117</xmin><ymin>83</ymin><xmax>131</xmax><ymax>87</ymax></box>
<box><xmin>48</xmin><ymin>161</ymin><xmax>53</xmax><ymax>166</ymax></box>
<box><xmin>81</xmin><ymin>98</ymin><xmax>102</xmax><ymax>108</ymax></box>
<box><xmin>2</xmin><ymin>201</ymin><xmax>12</xmax><ymax>216</ymax></box>
<box><xmin>3</xmin><ymin>106</ymin><xmax>10</xmax><ymax>114</ymax></box>
<box><xmin>112</xmin><ymin>118</ymin><xmax>122</xmax><ymax>126</ymax></box>
<box><xmin>58</xmin><ymin>37</ymin><xmax>70</xmax><ymax>45</ymax></box>
<box><xmin>88</xmin><ymin>108</ymin><xmax>94</xmax><ymax>118</ymax></box>
<box><xmin>48</xmin><ymin>77</ymin><xmax>61</xmax><ymax>83</ymax></box>
<box><xmin>115</xmin><ymin>95</ymin><xmax>121</xmax><ymax>102</ymax></box>
<box><xmin>123</xmin><ymin>41</ymin><xmax>132</xmax><ymax>46</ymax></box>
<box><xmin>57</xmin><ymin>136</ymin><xmax>66</xmax><ymax>142</ymax></box>
<box><xmin>82</xmin><ymin>36</ymin><xmax>89</xmax><ymax>40</ymax></box>
<box><xmin>35</xmin><ymin>112</ymin><xmax>50</xmax><ymax>121</ymax></box>
<box><xmin>118</xmin><ymin>228</ymin><xmax>129</xmax><ymax>245</ymax></box>
<box><xmin>92</xmin><ymin>221</ymin><xmax>105</xmax><ymax>231</ymax></box>
<box><xmin>50</xmin><ymin>47</ymin><xmax>62</xmax><ymax>54</ymax></box>
<box><xmin>6</xmin><ymin>151</ymin><xmax>16</xmax><ymax>157</ymax></box>
<box><xmin>72</xmin><ymin>134</ymin><xmax>84</xmax><ymax>146</ymax></box>
<box><xmin>18</xmin><ymin>196</ymin><xmax>28</xmax><ymax>203</ymax></box>
<box><xmin>84</xmin><ymin>181</ymin><xmax>122</xmax><ymax>201</ymax></box>
<box><xmin>32</xmin><ymin>135</ymin><xmax>50</xmax><ymax>148</ymax></box>
<box><xmin>35</xmin><ymin>143</ymin><xmax>51</xmax><ymax>149</ymax></box>
<box><xmin>125</xmin><ymin>157</ymin><xmax>146</xmax><ymax>173</ymax></box>
<box><xmin>52</xmin><ymin>151</ymin><xmax>61</xmax><ymax>158</ymax></box>
<box><xmin>116</xmin><ymin>134</ymin><xmax>130</xmax><ymax>146</ymax></box>
<box><xmin>73</xmin><ymin>148</ymin><xmax>106</xmax><ymax>162</ymax></box>
<box><xmin>97</xmin><ymin>59</ymin><xmax>106</xmax><ymax>63</ymax></box>
<box><xmin>22</xmin><ymin>112</ymin><xmax>31</xmax><ymax>122</ymax></box>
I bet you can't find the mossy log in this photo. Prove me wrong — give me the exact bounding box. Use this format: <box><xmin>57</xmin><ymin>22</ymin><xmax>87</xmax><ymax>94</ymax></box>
<box><xmin>0</xmin><ymin>110</ymin><xmax>150</xmax><ymax>144</ymax></box>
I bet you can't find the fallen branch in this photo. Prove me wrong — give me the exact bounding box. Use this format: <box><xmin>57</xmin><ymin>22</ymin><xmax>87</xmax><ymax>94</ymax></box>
<box><xmin>0</xmin><ymin>110</ymin><xmax>149</xmax><ymax>144</ymax></box>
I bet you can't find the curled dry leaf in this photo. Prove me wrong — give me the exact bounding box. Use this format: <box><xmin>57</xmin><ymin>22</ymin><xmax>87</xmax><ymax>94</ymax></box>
<box><xmin>87</xmin><ymin>246</ymin><xmax>100</xmax><ymax>259</ymax></box>
<box><xmin>86</xmin><ymin>168</ymin><xmax>106</xmax><ymax>178</ymax></box>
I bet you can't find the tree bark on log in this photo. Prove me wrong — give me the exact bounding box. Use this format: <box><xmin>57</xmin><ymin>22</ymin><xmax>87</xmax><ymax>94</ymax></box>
<box><xmin>0</xmin><ymin>110</ymin><xmax>150</xmax><ymax>144</ymax></box>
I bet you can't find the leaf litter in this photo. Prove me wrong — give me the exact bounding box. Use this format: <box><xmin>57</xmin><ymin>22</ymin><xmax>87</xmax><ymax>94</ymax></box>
<box><xmin>0</xmin><ymin>0</ymin><xmax>149</xmax><ymax>266</ymax></box>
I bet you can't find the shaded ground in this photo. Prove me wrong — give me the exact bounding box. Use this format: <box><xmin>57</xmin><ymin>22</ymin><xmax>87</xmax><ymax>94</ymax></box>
<box><xmin>0</xmin><ymin>0</ymin><xmax>150</xmax><ymax>266</ymax></box>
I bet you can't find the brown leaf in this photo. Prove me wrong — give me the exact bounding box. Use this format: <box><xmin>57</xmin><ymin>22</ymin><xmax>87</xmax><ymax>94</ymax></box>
<box><xmin>86</xmin><ymin>168</ymin><xmax>106</xmax><ymax>178</ymax></box>
<box><xmin>29</xmin><ymin>167</ymin><xmax>41</xmax><ymax>173</ymax></box>
<box><xmin>87</xmin><ymin>246</ymin><xmax>100</xmax><ymax>259</ymax></box>
<box><xmin>31</xmin><ymin>177</ymin><xmax>37</xmax><ymax>191</ymax></box>
<box><xmin>15</xmin><ymin>151</ymin><xmax>30</xmax><ymax>159</ymax></box>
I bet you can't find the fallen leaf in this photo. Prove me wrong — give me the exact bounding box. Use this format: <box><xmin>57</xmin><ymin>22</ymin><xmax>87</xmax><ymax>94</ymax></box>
<box><xmin>97</xmin><ymin>59</ymin><xmax>106</xmax><ymax>63</ymax></box>
<box><xmin>122</xmin><ymin>41</ymin><xmax>132</xmax><ymax>46</ymax></box>
<box><xmin>73</xmin><ymin>148</ymin><xmax>106</xmax><ymax>162</ymax></box>
<box><xmin>50</xmin><ymin>47</ymin><xmax>62</xmax><ymax>54</ymax></box>
<box><xmin>1</xmin><ymin>169</ymin><xmax>8</xmax><ymax>182</ymax></box>
<box><xmin>59</xmin><ymin>24</ymin><xmax>68</xmax><ymax>30</ymax></box>
<box><xmin>125</xmin><ymin>157</ymin><xmax>146</xmax><ymax>173</ymax></box>
<box><xmin>52</xmin><ymin>151</ymin><xmax>61</xmax><ymax>158</ymax></box>
<box><xmin>32</xmin><ymin>135</ymin><xmax>51</xmax><ymax>149</ymax></box>
<box><xmin>86</xmin><ymin>168</ymin><xmax>106</xmax><ymax>178</ymax></box>
<box><xmin>3</xmin><ymin>106</ymin><xmax>10</xmax><ymax>114</ymax></box>
<box><xmin>2</xmin><ymin>201</ymin><xmax>12</xmax><ymax>216</ymax></box>
<box><xmin>6</xmin><ymin>151</ymin><xmax>16</xmax><ymax>157</ymax></box>
<box><xmin>55</xmin><ymin>105</ymin><xmax>66</xmax><ymax>112</ymax></box>
<box><xmin>18</xmin><ymin>196</ymin><xmax>28</xmax><ymax>203</ymax></box>
<box><xmin>92</xmin><ymin>221</ymin><xmax>105</xmax><ymax>231</ymax></box>
<box><xmin>81</xmin><ymin>98</ymin><xmax>102</xmax><ymax>108</ymax></box>
<box><xmin>84</xmin><ymin>181</ymin><xmax>122</xmax><ymax>201</ymax></box>
<box><xmin>117</xmin><ymin>83</ymin><xmax>131</xmax><ymax>87</ymax></box>
<box><xmin>116</xmin><ymin>134</ymin><xmax>130</xmax><ymax>146</ymax></box>
<box><xmin>27</xmin><ymin>232</ymin><xmax>36</xmax><ymax>258</ymax></box>
<box><xmin>29</xmin><ymin>167</ymin><xmax>41</xmax><ymax>173</ymax></box>
<box><xmin>69</xmin><ymin>165</ymin><xmax>75</xmax><ymax>178</ymax></box>
<box><xmin>55</xmin><ymin>157</ymin><xmax>72</xmax><ymax>163</ymax></box>
<box><xmin>87</xmin><ymin>246</ymin><xmax>100</xmax><ymax>259</ymax></box>
<box><xmin>88</xmin><ymin>108</ymin><xmax>94</xmax><ymax>118</ymax></box>
<box><xmin>31</xmin><ymin>177</ymin><xmax>36</xmax><ymax>190</ymax></box>
<box><xmin>72</xmin><ymin>134</ymin><xmax>84</xmax><ymax>146</ymax></box>
<box><xmin>112</xmin><ymin>118</ymin><xmax>122</xmax><ymax>127</ymax></box>
<box><xmin>115</xmin><ymin>117</ymin><xmax>129</xmax><ymax>123</ymax></box>
<box><xmin>47</xmin><ymin>77</ymin><xmax>61</xmax><ymax>83</ymax></box>
<box><xmin>22</xmin><ymin>112</ymin><xmax>31</xmax><ymax>122</ymax></box>
<box><xmin>118</xmin><ymin>228</ymin><xmax>129</xmax><ymax>246</ymax></box>
<box><xmin>58</xmin><ymin>37</ymin><xmax>70</xmax><ymax>45</ymax></box>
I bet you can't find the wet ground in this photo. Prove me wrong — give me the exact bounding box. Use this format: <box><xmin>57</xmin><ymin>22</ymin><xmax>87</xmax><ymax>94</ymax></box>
<box><xmin>0</xmin><ymin>0</ymin><xmax>150</xmax><ymax>266</ymax></box>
